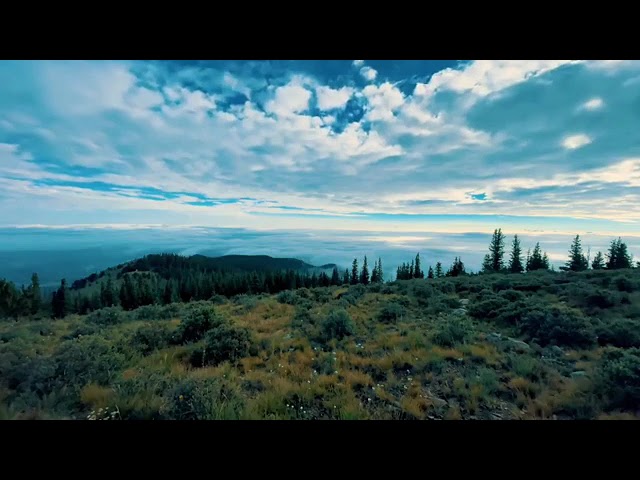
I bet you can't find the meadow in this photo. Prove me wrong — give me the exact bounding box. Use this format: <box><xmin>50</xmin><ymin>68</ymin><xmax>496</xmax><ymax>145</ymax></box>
<box><xmin>1</xmin><ymin>267</ymin><xmax>639</xmax><ymax>420</ymax></box>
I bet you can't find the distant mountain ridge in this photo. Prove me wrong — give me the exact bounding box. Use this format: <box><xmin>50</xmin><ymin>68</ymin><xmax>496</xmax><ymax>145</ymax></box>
<box><xmin>70</xmin><ymin>253</ymin><xmax>338</xmax><ymax>290</ymax></box>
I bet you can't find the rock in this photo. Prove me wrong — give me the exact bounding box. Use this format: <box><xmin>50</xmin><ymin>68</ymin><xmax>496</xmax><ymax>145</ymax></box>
<box><xmin>549</xmin><ymin>345</ymin><xmax>564</xmax><ymax>357</ymax></box>
<box><xmin>459</xmin><ymin>299</ymin><xmax>469</xmax><ymax>306</ymax></box>
<box><xmin>425</xmin><ymin>390</ymin><xmax>448</xmax><ymax>408</ymax></box>
<box><xmin>571</xmin><ymin>371</ymin><xmax>587</xmax><ymax>379</ymax></box>
<box><xmin>452</xmin><ymin>308</ymin><xmax>467</xmax><ymax>316</ymax></box>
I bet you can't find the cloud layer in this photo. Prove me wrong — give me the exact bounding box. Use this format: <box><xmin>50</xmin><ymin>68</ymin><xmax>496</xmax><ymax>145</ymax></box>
<box><xmin>1</xmin><ymin>59</ymin><xmax>640</xmax><ymax>237</ymax></box>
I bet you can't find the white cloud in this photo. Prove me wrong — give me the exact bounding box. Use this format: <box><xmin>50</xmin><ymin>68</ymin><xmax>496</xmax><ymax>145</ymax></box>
<box><xmin>363</xmin><ymin>82</ymin><xmax>405</xmax><ymax>121</ymax></box>
<box><xmin>315</xmin><ymin>85</ymin><xmax>353</xmax><ymax>110</ymax></box>
<box><xmin>353</xmin><ymin>60</ymin><xmax>365</xmax><ymax>67</ymax></box>
<box><xmin>360</xmin><ymin>66</ymin><xmax>378</xmax><ymax>82</ymax></box>
<box><xmin>265</xmin><ymin>81</ymin><xmax>312</xmax><ymax>117</ymax></box>
<box><xmin>580</xmin><ymin>97</ymin><xmax>604</xmax><ymax>111</ymax></box>
<box><xmin>562</xmin><ymin>133</ymin><xmax>592</xmax><ymax>150</ymax></box>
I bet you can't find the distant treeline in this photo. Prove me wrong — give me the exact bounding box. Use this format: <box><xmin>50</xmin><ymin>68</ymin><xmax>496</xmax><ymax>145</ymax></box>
<box><xmin>0</xmin><ymin>232</ymin><xmax>638</xmax><ymax>320</ymax></box>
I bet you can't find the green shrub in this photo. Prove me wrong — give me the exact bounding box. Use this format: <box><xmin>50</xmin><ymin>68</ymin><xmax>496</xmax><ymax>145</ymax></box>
<box><xmin>209</xmin><ymin>294</ymin><xmax>228</xmax><ymax>305</ymax></box>
<box><xmin>377</xmin><ymin>302</ymin><xmax>406</xmax><ymax>324</ymax></box>
<box><xmin>432</xmin><ymin>318</ymin><xmax>470</xmax><ymax>347</ymax></box>
<box><xmin>53</xmin><ymin>336</ymin><xmax>126</xmax><ymax>389</ymax></box>
<box><xmin>498</xmin><ymin>289</ymin><xmax>526</xmax><ymax>302</ymax></box>
<box><xmin>277</xmin><ymin>290</ymin><xmax>299</xmax><ymax>305</ymax></box>
<box><xmin>131</xmin><ymin>323</ymin><xmax>173</xmax><ymax>355</ymax></box>
<box><xmin>596</xmin><ymin>348</ymin><xmax>640</xmax><ymax>411</ymax></box>
<box><xmin>174</xmin><ymin>306</ymin><xmax>226</xmax><ymax>344</ymax></box>
<box><xmin>509</xmin><ymin>353</ymin><xmax>543</xmax><ymax>380</ymax></box>
<box><xmin>468</xmin><ymin>296</ymin><xmax>509</xmax><ymax>320</ymax></box>
<box><xmin>596</xmin><ymin>319</ymin><xmax>640</xmax><ymax>348</ymax></box>
<box><xmin>232</xmin><ymin>294</ymin><xmax>259</xmax><ymax>311</ymax></box>
<box><xmin>519</xmin><ymin>307</ymin><xmax>596</xmax><ymax>348</ymax></box>
<box><xmin>86</xmin><ymin>307</ymin><xmax>125</xmax><ymax>326</ymax></box>
<box><xmin>614</xmin><ymin>275</ymin><xmax>636</xmax><ymax>293</ymax></box>
<box><xmin>322</xmin><ymin>309</ymin><xmax>355</xmax><ymax>341</ymax></box>
<box><xmin>191</xmin><ymin>323</ymin><xmax>252</xmax><ymax>367</ymax></box>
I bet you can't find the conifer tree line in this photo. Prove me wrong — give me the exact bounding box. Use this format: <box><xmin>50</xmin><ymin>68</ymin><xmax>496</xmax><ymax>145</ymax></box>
<box><xmin>0</xmin><ymin>234</ymin><xmax>637</xmax><ymax>319</ymax></box>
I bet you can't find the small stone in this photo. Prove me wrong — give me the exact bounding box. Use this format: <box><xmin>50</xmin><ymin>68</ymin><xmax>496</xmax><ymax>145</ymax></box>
<box><xmin>571</xmin><ymin>371</ymin><xmax>587</xmax><ymax>379</ymax></box>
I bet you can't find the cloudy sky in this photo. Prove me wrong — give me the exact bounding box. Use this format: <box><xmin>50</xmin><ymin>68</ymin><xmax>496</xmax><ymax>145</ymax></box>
<box><xmin>1</xmin><ymin>59</ymin><xmax>639</xmax><ymax>275</ymax></box>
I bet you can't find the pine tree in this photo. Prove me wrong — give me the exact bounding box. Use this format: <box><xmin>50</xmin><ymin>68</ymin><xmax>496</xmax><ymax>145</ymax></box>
<box><xmin>509</xmin><ymin>234</ymin><xmax>524</xmax><ymax>274</ymax></box>
<box><xmin>331</xmin><ymin>267</ymin><xmax>341</xmax><ymax>286</ymax></box>
<box><xmin>447</xmin><ymin>257</ymin><xmax>466</xmax><ymax>277</ymax></box>
<box><xmin>566</xmin><ymin>235</ymin><xmax>589</xmax><ymax>272</ymax></box>
<box><xmin>377</xmin><ymin>257</ymin><xmax>383</xmax><ymax>283</ymax></box>
<box><xmin>606</xmin><ymin>237</ymin><xmax>633</xmax><ymax>269</ymax></box>
<box><xmin>29</xmin><ymin>273</ymin><xmax>41</xmax><ymax>315</ymax></box>
<box><xmin>414</xmin><ymin>253</ymin><xmax>423</xmax><ymax>279</ymax></box>
<box><xmin>52</xmin><ymin>279</ymin><xmax>67</xmax><ymax>319</ymax></box>
<box><xmin>371</xmin><ymin>260</ymin><xmax>379</xmax><ymax>283</ymax></box>
<box><xmin>351</xmin><ymin>258</ymin><xmax>359</xmax><ymax>285</ymax></box>
<box><xmin>527</xmin><ymin>243</ymin><xmax>549</xmax><ymax>272</ymax></box>
<box><xmin>162</xmin><ymin>280</ymin><xmax>174</xmax><ymax>305</ymax></box>
<box><xmin>435</xmin><ymin>262</ymin><xmax>443</xmax><ymax>278</ymax></box>
<box><xmin>488</xmin><ymin>228</ymin><xmax>506</xmax><ymax>273</ymax></box>
<box><xmin>409</xmin><ymin>260</ymin><xmax>414</xmax><ymax>279</ymax></box>
<box><xmin>360</xmin><ymin>256</ymin><xmax>370</xmax><ymax>285</ymax></box>
<box><xmin>591</xmin><ymin>251</ymin><xmax>605</xmax><ymax>270</ymax></box>
<box><xmin>427</xmin><ymin>266</ymin><xmax>434</xmax><ymax>279</ymax></box>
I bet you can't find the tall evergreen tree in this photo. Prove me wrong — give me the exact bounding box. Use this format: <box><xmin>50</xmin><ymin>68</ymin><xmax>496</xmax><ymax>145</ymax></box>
<box><xmin>566</xmin><ymin>235</ymin><xmax>589</xmax><ymax>272</ymax></box>
<box><xmin>427</xmin><ymin>266</ymin><xmax>434</xmax><ymax>279</ymax></box>
<box><xmin>371</xmin><ymin>260</ymin><xmax>379</xmax><ymax>283</ymax></box>
<box><xmin>591</xmin><ymin>251</ymin><xmax>605</xmax><ymax>270</ymax></box>
<box><xmin>162</xmin><ymin>280</ymin><xmax>174</xmax><ymax>305</ymax></box>
<box><xmin>526</xmin><ymin>243</ymin><xmax>548</xmax><ymax>271</ymax></box>
<box><xmin>360</xmin><ymin>256</ymin><xmax>370</xmax><ymax>285</ymax></box>
<box><xmin>435</xmin><ymin>262</ymin><xmax>443</xmax><ymax>278</ymax></box>
<box><xmin>351</xmin><ymin>258</ymin><xmax>359</xmax><ymax>285</ymax></box>
<box><xmin>331</xmin><ymin>267</ymin><xmax>341</xmax><ymax>286</ymax></box>
<box><xmin>606</xmin><ymin>237</ymin><xmax>633</xmax><ymax>269</ymax></box>
<box><xmin>377</xmin><ymin>257</ymin><xmax>383</xmax><ymax>283</ymax></box>
<box><xmin>509</xmin><ymin>234</ymin><xmax>524</xmax><ymax>274</ymax></box>
<box><xmin>343</xmin><ymin>268</ymin><xmax>350</xmax><ymax>285</ymax></box>
<box><xmin>488</xmin><ymin>228</ymin><xmax>506</xmax><ymax>273</ymax></box>
<box><xmin>414</xmin><ymin>253</ymin><xmax>423</xmax><ymax>279</ymax></box>
<box><xmin>52</xmin><ymin>279</ymin><xmax>67</xmax><ymax>319</ymax></box>
<box><xmin>446</xmin><ymin>257</ymin><xmax>466</xmax><ymax>277</ymax></box>
<box><xmin>409</xmin><ymin>260</ymin><xmax>414</xmax><ymax>279</ymax></box>
<box><xmin>29</xmin><ymin>272</ymin><xmax>41</xmax><ymax>315</ymax></box>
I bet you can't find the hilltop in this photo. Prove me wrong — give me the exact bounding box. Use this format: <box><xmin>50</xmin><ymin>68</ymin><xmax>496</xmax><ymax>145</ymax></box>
<box><xmin>1</xmin><ymin>267</ymin><xmax>639</xmax><ymax>420</ymax></box>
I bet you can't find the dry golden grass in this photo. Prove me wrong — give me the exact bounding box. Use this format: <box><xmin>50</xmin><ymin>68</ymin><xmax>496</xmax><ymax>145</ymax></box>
<box><xmin>239</xmin><ymin>356</ymin><xmax>265</xmax><ymax>373</ymax></box>
<box><xmin>122</xmin><ymin>368</ymin><xmax>138</xmax><ymax>380</ymax></box>
<box><xmin>463</xmin><ymin>343</ymin><xmax>500</xmax><ymax>365</ymax></box>
<box><xmin>401</xmin><ymin>395</ymin><xmax>430</xmax><ymax>418</ymax></box>
<box><xmin>508</xmin><ymin>377</ymin><xmax>535</xmax><ymax>396</ymax></box>
<box><xmin>80</xmin><ymin>384</ymin><xmax>115</xmax><ymax>409</ymax></box>
<box><xmin>431</xmin><ymin>346</ymin><xmax>464</xmax><ymax>360</ymax></box>
<box><xmin>341</xmin><ymin>369</ymin><xmax>374</xmax><ymax>389</ymax></box>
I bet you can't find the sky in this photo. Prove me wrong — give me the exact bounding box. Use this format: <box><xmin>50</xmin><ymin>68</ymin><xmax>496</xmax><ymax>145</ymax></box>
<box><xmin>1</xmin><ymin>59</ymin><xmax>640</xmax><ymax>278</ymax></box>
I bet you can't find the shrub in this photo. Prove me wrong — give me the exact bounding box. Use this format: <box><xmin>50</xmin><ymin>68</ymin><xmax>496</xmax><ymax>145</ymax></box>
<box><xmin>509</xmin><ymin>353</ymin><xmax>543</xmax><ymax>380</ymax></box>
<box><xmin>86</xmin><ymin>307</ymin><xmax>125</xmax><ymax>326</ymax></box>
<box><xmin>53</xmin><ymin>336</ymin><xmax>126</xmax><ymax>389</ymax></box>
<box><xmin>596</xmin><ymin>319</ymin><xmax>640</xmax><ymax>348</ymax></box>
<box><xmin>498</xmin><ymin>289</ymin><xmax>526</xmax><ymax>302</ymax></box>
<box><xmin>519</xmin><ymin>307</ymin><xmax>596</xmax><ymax>348</ymax></box>
<box><xmin>133</xmin><ymin>305</ymin><xmax>164</xmax><ymax>321</ymax></box>
<box><xmin>432</xmin><ymin>318</ymin><xmax>470</xmax><ymax>347</ymax></box>
<box><xmin>232</xmin><ymin>294</ymin><xmax>258</xmax><ymax>311</ymax></box>
<box><xmin>191</xmin><ymin>323</ymin><xmax>252</xmax><ymax>367</ymax></box>
<box><xmin>131</xmin><ymin>323</ymin><xmax>173</xmax><ymax>355</ymax></box>
<box><xmin>585</xmin><ymin>290</ymin><xmax>619</xmax><ymax>309</ymax></box>
<box><xmin>596</xmin><ymin>348</ymin><xmax>640</xmax><ymax>411</ymax></box>
<box><xmin>377</xmin><ymin>302</ymin><xmax>406</xmax><ymax>324</ymax></box>
<box><xmin>614</xmin><ymin>275</ymin><xmax>636</xmax><ymax>293</ymax></box>
<box><xmin>174</xmin><ymin>306</ymin><xmax>226</xmax><ymax>344</ymax></box>
<box><xmin>277</xmin><ymin>290</ymin><xmax>299</xmax><ymax>305</ymax></box>
<box><xmin>322</xmin><ymin>309</ymin><xmax>355</xmax><ymax>341</ymax></box>
<box><xmin>209</xmin><ymin>294</ymin><xmax>228</xmax><ymax>305</ymax></box>
<box><xmin>468</xmin><ymin>296</ymin><xmax>509</xmax><ymax>320</ymax></box>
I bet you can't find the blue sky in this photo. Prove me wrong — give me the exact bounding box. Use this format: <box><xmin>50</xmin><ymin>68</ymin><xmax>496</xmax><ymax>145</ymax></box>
<box><xmin>1</xmin><ymin>59</ymin><xmax>640</xmax><ymax>272</ymax></box>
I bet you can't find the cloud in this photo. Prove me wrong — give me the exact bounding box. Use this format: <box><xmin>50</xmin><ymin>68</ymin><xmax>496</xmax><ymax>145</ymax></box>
<box><xmin>1</xmin><ymin>59</ymin><xmax>639</xmax><ymax>236</ymax></box>
<box><xmin>315</xmin><ymin>85</ymin><xmax>354</xmax><ymax>110</ymax></box>
<box><xmin>580</xmin><ymin>97</ymin><xmax>604</xmax><ymax>111</ymax></box>
<box><xmin>353</xmin><ymin>60</ymin><xmax>365</xmax><ymax>67</ymax></box>
<box><xmin>360</xmin><ymin>66</ymin><xmax>378</xmax><ymax>82</ymax></box>
<box><xmin>562</xmin><ymin>133</ymin><xmax>592</xmax><ymax>150</ymax></box>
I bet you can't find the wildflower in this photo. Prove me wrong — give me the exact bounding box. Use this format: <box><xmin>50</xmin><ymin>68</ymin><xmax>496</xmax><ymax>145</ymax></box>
<box><xmin>368</xmin><ymin>398</ymin><xmax>372</xmax><ymax>402</ymax></box>
<box><xmin>179</xmin><ymin>395</ymin><xmax>184</xmax><ymax>401</ymax></box>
